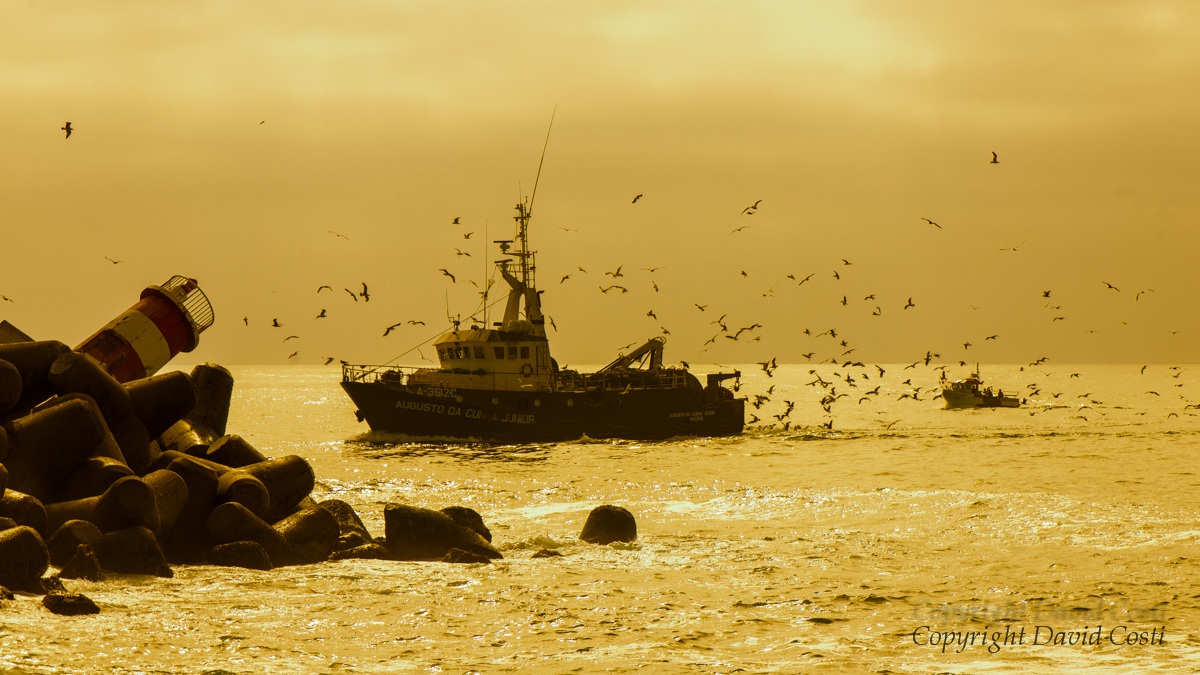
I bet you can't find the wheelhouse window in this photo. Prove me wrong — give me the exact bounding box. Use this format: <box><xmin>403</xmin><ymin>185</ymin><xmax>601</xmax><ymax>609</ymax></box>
<box><xmin>520</xmin><ymin>346</ymin><xmax>530</xmax><ymax>359</ymax></box>
<box><xmin>474</xmin><ymin>347</ymin><xmax>485</xmax><ymax>358</ymax></box>
<box><xmin>494</xmin><ymin>347</ymin><xmax>505</xmax><ymax>359</ymax></box>
<box><xmin>508</xmin><ymin>346</ymin><xmax>517</xmax><ymax>359</ymax></box>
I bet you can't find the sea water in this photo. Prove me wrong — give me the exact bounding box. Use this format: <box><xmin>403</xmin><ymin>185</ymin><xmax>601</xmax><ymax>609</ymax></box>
<box><xmin>2</xmin><ymin>364</ymin><xmax>1198</xmax><ymax>674</ymax></box>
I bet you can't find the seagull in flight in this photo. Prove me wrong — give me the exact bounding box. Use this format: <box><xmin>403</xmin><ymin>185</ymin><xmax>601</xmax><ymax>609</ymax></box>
<box><xmin>921</xmin><ymin>217</ymin><xmax>941</xmax><ymax>229</ymax></box>
<box><xmin>439</xmin><ymin>269</ymin><xmax>456</xmax><ymax>283</ymax></box>
<box><xmin>62</xmin><ymin>122</ymin><xmax>72</xmax><ymax>138</ymax></box>
<box><xmin>328</xmin><ymin>230</ymin><xmax>350</xmax><ymax>240</ymax></box>
<box><xmin>631</xmin><ymin>194</ymin><xmax>643</xmax><ymax>203</ymax></box>
<box><xmin>359</xmin><ymin>282</ymin><xmax>370</xmax><ymax>302</ymax></box>
<box><xmin>1102</xmin><ymin>281</ymin><xmax>1120</xmax><ymax>292</ymax></box>
<box><xmin>990</xmin><ymin>151</ymin><xmax>999</xmax><ymax>164</ymax></box>
<box><xmin>741</xmin><ymin>199</ymin><xmax>762</xmax><ymax>214</ymax></box>
<box><xmin>104</xmin><ymin>256</ymin><xmax>122</xmax><ymax>264</ymax></box>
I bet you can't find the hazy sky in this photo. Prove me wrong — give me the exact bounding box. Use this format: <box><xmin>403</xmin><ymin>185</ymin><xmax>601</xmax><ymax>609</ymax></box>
<box><xmin>4</xmin><ymin>1</ymin><xmax>1199</xmax><ymax>368</ymax></box>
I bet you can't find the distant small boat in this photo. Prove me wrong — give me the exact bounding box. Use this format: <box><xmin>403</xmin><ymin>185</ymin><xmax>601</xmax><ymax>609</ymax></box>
<box><xmin>939</xmin><ymin>369</ymin><xmax>1020</xmax><ymax>409</ymax></box>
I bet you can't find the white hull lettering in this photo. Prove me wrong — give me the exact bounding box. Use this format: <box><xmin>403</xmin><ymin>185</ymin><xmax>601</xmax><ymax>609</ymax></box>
<box><xmin>395</xmin><ymin>401</ymin><xmax>446</xmax><ymax>414</ymax></box>
<box><xmin>410</xmin><ymin>386</ymin><xmax>458</xmax><ymax>399</ymax></box>
<box><xmin>396</xmin><ymin>400</ymin><xmax>535</xmax><ymax>425</ymax></box>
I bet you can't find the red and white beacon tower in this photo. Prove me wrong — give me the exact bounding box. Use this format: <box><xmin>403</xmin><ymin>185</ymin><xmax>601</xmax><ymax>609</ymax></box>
<box><xmin>75</xmin><ymin>275</ymin><xmax>215</xmax><ymax>383</ymax></box>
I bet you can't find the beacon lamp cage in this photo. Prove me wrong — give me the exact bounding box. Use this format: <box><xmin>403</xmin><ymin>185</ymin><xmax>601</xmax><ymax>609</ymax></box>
<box><xmin>147</xmin><ymin>275</ymin><xmax>215</xmax><ymax>351</ymax></box>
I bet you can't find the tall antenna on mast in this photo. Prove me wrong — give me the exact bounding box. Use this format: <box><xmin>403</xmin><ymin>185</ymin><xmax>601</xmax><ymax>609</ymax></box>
<box><xmin>528</xmin><ymin>105</ymin><xmax>556</xmax><ymax>217</ymax></box>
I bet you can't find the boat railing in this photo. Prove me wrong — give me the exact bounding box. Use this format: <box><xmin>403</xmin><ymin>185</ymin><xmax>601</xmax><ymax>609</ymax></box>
<box><xmin>342</xmin><ymin>364</ymin><xmax>417</xmax><ymax>384</ymax></box>
<box><xmin>558</xmin><ymin>368</ymin><xmax>692</xmax><ymax>391</ymax></box>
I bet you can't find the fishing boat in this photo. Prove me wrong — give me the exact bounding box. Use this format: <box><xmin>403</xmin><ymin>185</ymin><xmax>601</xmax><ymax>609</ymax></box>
<box><xmin>340</xmin><ymin>200</ymin><xmax>745</xmax><ymax>443</ymax></box>
<box><xmin>939</xmin><ymin>369</ymin><xmax>1021</xmax><ymax>409</ymax></box>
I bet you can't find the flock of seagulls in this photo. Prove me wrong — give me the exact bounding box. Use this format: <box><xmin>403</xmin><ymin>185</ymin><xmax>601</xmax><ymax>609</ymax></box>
<box><xmin>48</xmin><ymin>125</ymin><xmax>1189</xmax><ymax>428</ymax></box>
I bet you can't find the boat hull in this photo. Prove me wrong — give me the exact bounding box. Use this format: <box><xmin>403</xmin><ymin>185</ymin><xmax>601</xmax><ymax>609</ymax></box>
<box><xmin>941</xmin><ymin>389</ymin><xmax>1021</xmax><ymax>409</ymax></box>
<box><xmin>342</xmin><ymin>380</ymin><xmax>745</xmax><ymax>442</ymax></box>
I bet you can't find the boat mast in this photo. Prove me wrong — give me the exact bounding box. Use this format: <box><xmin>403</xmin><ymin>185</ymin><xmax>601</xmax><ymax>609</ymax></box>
<box><xmin>496</xmin><ymin>110</ymin><xmax>553</xmax><ymax>335</ymax></box>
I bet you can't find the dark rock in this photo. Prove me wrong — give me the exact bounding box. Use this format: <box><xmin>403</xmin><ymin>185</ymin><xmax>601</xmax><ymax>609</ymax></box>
<box><xmin>579</xmin><ymin>504</ymin><xmax>637</xmax><ymax>544</ymax></box>
<box><xmin>0</xmin><ymin>585</ymin><xmax>13</xmax><ymax>600</ymax></box>
<box><xmin>532</xmin><ymin>549</ymin><xmax>563</xmax><ymax>558</ymax></box>
<box><xmin>207</xmin><ymin>541</ymin><xmax>273</xmax><ymax>570</ymax></box>
<box><xmin>60</xmin><ymin>544</ymin><xmax>104</xmax><ymax>581</ymax></box>
<box><xmin>39</xmin><ymin>573</ymin><xmax>66</xmax><ymax>593</ymax></box>
<box><xmin>317</xmin><ymin>499</ymin><xmax>372</xmax><ymax>542</ymax></box>
<box><xmin>443</xmin><ymin>548</ymin><xmax>493</xmax><ymax>564</ymax></box>
<box><xmin>99</xmin><ymin>526</ymin><xmax>173</xmax><ymax>577</ymax></box>
<box><xmin>273</xmin><ymin>505</ymin><xmax>339</xmax><ymax>566</ymax></box>
<box><xmin>383</xmin><ymin>503</ymin><xmax>502</xmax><ymax>561</ymax></box>
<box><xmin>42</xmin><ymin>590</ymin><xmax>100</xmax><ymax>615</ymax></box>
<box><xmin>440</xmin><ymin>505</ymin><xmax>492</xmax><ymax>543</ymax></box>
<box><xmin>328</xmin><ymin>543</ymin><xmax>393</xmax><ymax>561</ymax></box>
<box><xmin>335</xmin><ymin>531</ymin><xmax>373</xmax><ymax>551</ymax></box>
<box><xmin>46</xmin><ymin>519</ymin><xmax>105</xmax><ymax>567</ymax></box>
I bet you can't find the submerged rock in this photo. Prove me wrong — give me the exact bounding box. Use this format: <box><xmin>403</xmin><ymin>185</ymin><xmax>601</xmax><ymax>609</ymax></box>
<box><xmin>42</xmin><ymin>590</ymin><xmax>100</xmax><ymax>615</ymax></box>
<box><xmin>329</xmin><ymin>542</ymin><xmax>393</xmax><ymax>561</ymax></box>
<box><xmin>60</xmin><ymin>543</ymin><xmax>104</xmax><ymax>582</ymax></box>
<box><xmin>207</xmin><ymin>541</ymin><xmax>273</xmax><ymax>570</ymax></box>
<box><xmin>383</xmin><ymin>504</ymin><xmax>501</xmax><ymax>561</ymax></box>
<box><xmin>100</xmin><ymin>526</ymin><xmax>173</xmax><ymax>577</ymax></box>
<box><xmin>440</xmin><ymin>506</ymin><xmax>492</xmax><ymax>543</ymax></box>
<box><xmin>443</xmin><ymin>548</ymin><xmax>493</xmax><ymax>564</ymax></box>
<box><xmin>273</xmin><ymin>505</ymin><xmax>339</xmax><ymax>566</ymax></box>
<box><xmin>579</xmin><ymin>505</ymin><xmax>637</xmax><ymax>545</ymax></box>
